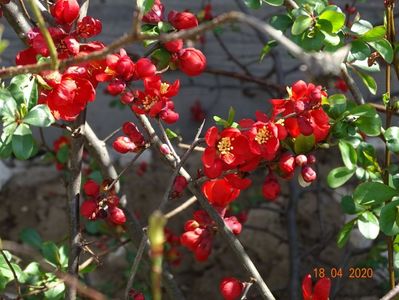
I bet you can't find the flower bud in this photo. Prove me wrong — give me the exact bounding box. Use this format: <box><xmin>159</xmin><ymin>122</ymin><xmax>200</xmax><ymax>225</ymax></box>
<box><xmin>279</xmin><ymin>152</ymin><xmax>296</xmax><ymax>174</ymax></box>
<box><xmin>262</xmin><ymin>176</ymin><xmax>281</xmax><ymax>201</ymax></box>
<box><xmin>160</xmin><ymin>109</ymin><xmax>179</xmax><ymax>124</ymax></box>
<box><xmin>295</xmin><ymin>154</ymin><xmax>308</xmax><ymax>166</ymax></box>
<box><xmin>142</xmin><ymin>0</ymin><xmax>164</xmax><ymax>24</ymax></box>
<box><xmin>163</xmin><ymin>39</ymin><xmax>184</xmax><ymax>53</ymax></box>
<box><xmin>108</xmin><ymin>206</ymin><xmax>126</xmax><ymax>224</ymax></box>
<box><xmin>160</xmin><ymin>144</ymin><xmax>171</xmax><ymax>155</ymax></box>
<box><xmin>80</xmin><ymin>200</ymin><xmax>98</xmax><ymax>220</ymax></box>
<box><xmin>168</xmin><ymin>10</ymin><xmax>198</xmax><ymax>30</ymax></box>
<box><xmin>301</xmin><ymin>166</ymin><xmax>317</xmax><ymax>182</ymax></box>
<box><xmin>107</xmin><ymin>79</ymin><xmax>126</xmax><ymax>95</ymax></box>
<box><xmin>219</xmin><ymin>277</ymin><xmax>244</xmax><ymax>300</ymax></box>
<box><xmin>51</xmin><ymin>0</ymin><xmax>80</xmax><ymax>24</ymax></box>
<box><xmin>307</xmin><ymin>154</ymin><xmax>316</xmax><ymax>164</ymax></box>
<box><xmin>135</xmin><ymin>58</ymin><xmax>156</xmax><ymax>79</ymax></box>
<box><xmin>121</xmin><ymin>92</ymin><xmax>134</xmax><ymax>104</ymax></box>
<box><xmin>83</xmin><ymin>179</ymin><xmax>99</xmax><ymax>197</ymax></box>
<box><xmin>177</xmin><ymin>48</ymin><xmax>206</xmax><ymax>77</ymax></box>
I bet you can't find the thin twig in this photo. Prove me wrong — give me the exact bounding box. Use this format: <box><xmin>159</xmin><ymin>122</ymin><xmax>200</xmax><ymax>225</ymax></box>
<box><xmin>1</xmin><ymin>250</ymin><xmax>22</xmax><ymax>299</ymax></box>
<box><xmin>241</xmin><ymin>280</ymin><xmax>255</xmax><ymax>300</ymax></box>
<box><xmin>102</xmin><ymin>126</ymin><xmax>122</xmax><ymax>143</ymax></box>
<box><xmin>157</xmin><ymin>119</ymin><xmax>180</xmax><ymax>162</ymax></box>
<box><xmin>165</xmin><ymin>196</ymin><xmax>198</xmax><ymax>219</ymax></box>
<box><xmin>158</xmin><ymin>121</ymin><xmax>205</xmax><ymax>212</ymax></box>
<box><xmin>124</xmin><ymin>235</ymin><xmax>147</xmax><ymax>300</ymax></box>
<box><xmin>381</xmin><ymin>283</ymin><xmax>399</xmax><ymax>300</ymax></box>
<box><xmin>106</xmin><ymin>146</ymin><xmax>148</xmax><ymax>192</ymax></box>
<box><xmin>341</xmin><ymin>63</ymin><xmax>365</xmax><ymax>105</ymax></box>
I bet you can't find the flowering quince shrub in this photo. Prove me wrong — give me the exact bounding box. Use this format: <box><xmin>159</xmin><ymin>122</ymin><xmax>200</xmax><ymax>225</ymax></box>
<box><xmin>0</xmin><ymin>0</ymin><xmax>399</xmax><ymax>299</ymax></box>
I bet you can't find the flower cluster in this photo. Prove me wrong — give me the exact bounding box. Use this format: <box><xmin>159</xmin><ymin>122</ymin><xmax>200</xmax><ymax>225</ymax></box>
<box><xmin>80</xmin><ymin>179</ymin><xmax>126</xmax><ymax>225</ymax></box>
<box><xmin>180</xmin><ymin>81</ymin><xmax>330</xmax><ymax>261</ymax></box>
<box><xmin>180</xmin><ymin>210</ymin><xmax>242</xmax><ymax>261</ymax></box>
<box><xmin>143</xmin><ymin>0</ymin><xmax>207</xmax><ymax>77</ymax></box>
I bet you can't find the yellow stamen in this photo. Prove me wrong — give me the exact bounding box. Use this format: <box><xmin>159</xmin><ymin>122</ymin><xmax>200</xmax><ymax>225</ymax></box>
<box><xmin>160</xmin><ymin>83</ymin><xmax>170</xmax><ymax>94</ymax></box>
<box><xmin>217</xmin><ymin>137</ymin><xmax>233</xmax><ymax>155</ymax></box>
<box><xmin>255</xmin><ymin>126</ymin><xmax>271</xmax><ymax>144</ymax></box>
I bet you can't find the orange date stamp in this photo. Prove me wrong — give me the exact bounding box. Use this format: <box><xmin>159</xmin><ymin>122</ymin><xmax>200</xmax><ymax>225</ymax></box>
<box><xmin>313</xmin><ymin>267</ymin><xmax>374</xmax><ymax>279</ymax></box>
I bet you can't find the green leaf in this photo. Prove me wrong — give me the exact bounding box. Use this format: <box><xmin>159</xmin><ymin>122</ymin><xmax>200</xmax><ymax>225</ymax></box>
<box><xmin>327</xmin><ymin>94</ymin><xmax>347</xmax><ymax>118</ymax></box>
<box><xmin>157</xmin><ymin>21</ymin><xmax>173</xmax><ymax>33</ymax></box>
<box><xmin>1</xmin><ymin>96</ymin><xmax>17</xmax><ymax>119</ymax></box>
<box><xmin>41</xmin><ymin>242</ymin><xmax>61</xmax><ymax>267</ymax></box>
<box><xmin>353</xmin><ymin>182</ymin><xmax>398</xmax><ymax>206</ymax></box>
<box><xmin>353</xmin><ymin>68</ymin><xmax>377</xmax><ymax>95</ymax></box>
<box><xmin>385</xmin><ymin>127</ymin><xmax>399</xmax><ymax>153</ymax></box>
<box><xmin>19</xmin><ymin>228</ymin><xmax>42</xmax><ymax>250</ymax></box>
<box><xmin>44</xmin><ymin>283</ymin><xmax>65</xmax><ymax>300</ymax></box>
<box><xmin>227</xmin><ymin>107</ymin><xmax>235</xmax><ymax>126</ymax></box>
<box><xmin>260</xmin><ymin>40</ymin><xmax>277</xmax><ymax>61</ymax></box>
<box><xmin>341</xmin><ymin>195</ymin><xmax>360</xmax><ymax>214</ymax></box>
<box><xmin>137</xmin><ymin>0</ymin><xmax>155</xmax><ymax>13</ymax></box>
<box><xmin>358</xmin><ymin>211</ymin><xmax>380</xmax><ymax>239</ymax></box>
<box><xmin>269</xmin><ymin>14</ymin><xmax>292</xmax><ymax>32</ymax></box>
<box><xmin>151</xmin><ymin>48</ymin><xmax>171</xmax><ymax>69</ymax></box>
<box><xmin>380</xmin><ymin>200</ymin><xmax>399</xmax><ymax>235</ymax></box>
<box><xmin>294</xmin><ymin>134</ymin><xmax>315</xmax><ymax>154</ymax></box>
<box><xmin>244</xmin><ymin>0</ymin><xmax>262</xmax><ymax>9</ymax></box>
<box><xmin>291</xmin><ymin>15</ymin><xmax>313</xmax><ymax>36</ymax></box>
<box><xmin>339</xmin><ymin>141</ymin><xmax>357</xmax><ymax>170</ymax></box>
<box><xmin>360</xmin><ymin>25</ymin><xmax>386</xmax><ymax>42</ymax></box>
<box><xmin>337</xmin><ymin>219</ymin><xmax>355</xmax><ymax>248</ymax></box>
<box><xmin>327</xmin><ymin>166</ymin><xmax>355</xmax><ymax>188</ymax></box>
<box><xmin>12</xmin><ymin>124</ymin><xmax>35</xmax><ymax>160</ymax></box>
<box><xmin>368</xmin><ymin>39</ymin><xmax>394</xmax><ymax>63</ymax></box>
<box><xmin>350</xmin><ymin>104</ymin><xmax>382</xmax><ymax>136</ymax></box>
<box><xmin>8</xmin><ymin>74</ymin><xmax>38</xmax><ymax>110</ymax></box>
<box><xmin>349</xmin><ymin>40</ymin><xmax>371</xmax><ymax>61</ymax></box>
<box><xmin>165</xmin><ymin>128</ymin><xmax>178</xmax><ymax>140</ymax></box>
<box><xmin>262</xmin><ymin>0</ymin><xmax>284</xmax><ymax>6</ymax></box>
<box><xmin>318</xmin><ymin>10</ymin><xmax>345</xmax><ymax>33</ymax></box>
<box><xmin>23</xmin><ymin>104</ymin><xmax>55</xmax><ymax>127</ymax></box>
<box><xmin>351</xmin><ymin>20</ymin><xmax>373</xmax><ymax>35</ymax></box>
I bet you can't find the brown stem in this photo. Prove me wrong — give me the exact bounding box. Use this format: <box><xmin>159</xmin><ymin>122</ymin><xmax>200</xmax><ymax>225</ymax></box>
<box><xmin>384</xmin><ymin>0</ymin><xmax>396</xmax><ymax>291</ymax></box>
<box><xmin>65</xmin><ymin>111</ymin><xmax>86</xmax><ymax>300</ymax></box>
<box><xmin>1</xmin><ymin>250</ymin><xmax>22</xmax><ymax>299</ymax></box>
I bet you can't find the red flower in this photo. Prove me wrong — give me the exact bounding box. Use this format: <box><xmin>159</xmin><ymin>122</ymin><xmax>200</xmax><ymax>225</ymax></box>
<box><xmin>76</xmin><ymin>16</ymin><xmax>102</xmax><ymax>38</ymax></box>
<box><xmin>129</xmin><ymin>289</ymin><xmax>146</xmax><ymax>300</ymax></box>
<box><xmin>219</xmin><ymin>277</ymin><xmax>243</xmax><ymax>300</ymax></box>
<box><xmin>302</xmin><ymin>274</ymin><xmax>331</xmax><ymax>300</ymax></box>
<box><xmin>51</xmin><ymin>0</ymin><xmax>80</xmax><ymax>24</ymax></box>
<box><xmin>262</xmin><ymin>174</ymin><xmax>281</xmax><ymax>201</ymax></box>
<box><xmin>202</xmin><ymin>178</ymin><xmax>240</xmax><ymax>208</ymax></box>
<box><xmin>135</xmin><ymin>58</ymin><xmax>156</xmax><ymax>79</ymax></box>
<box><xmin>113</xmin><ymin>136</ymin><xmax>137</xmax><ymax>153</ymax></box>
<box><xmin>245</xmin><ymin>120</ymin><xmax>280</xmax><ymax>160</ymax></box>
<box><xmin>40</xmin><ymin>70</ymin><xmax>95</xmax><ymax>121</ymax></box>
<box><xmin>202</xmin><ymin>126</ymin><xmax>250</xmax><ymax>179</ymax></box>
<box><xmin>177</xmin><ymin>48</ymin><xmax>206</xmax><ymax>76</ymax></box>
<box><xmin>163</xmin><ymin>39</ymin><xmax>183</xmax><ymax>53</ymax></box>
<box><xmin>168</xmin><ymin>11</ymin><xmax>198</xmax><ymax>30</ymax></box>
<box><xmin>15</xmin><ymin>47</ymin><xmax>37</xmax><ymax>65</ymax></box>
<box><xmin>142</xmin><ymin>0</ymin><xmax>164</xmax><ymax>24</ymax></box>
<box><xmin>122</xmin><ymin>122</ymin><xmax>145</xmax><ymax>146</ymax></box>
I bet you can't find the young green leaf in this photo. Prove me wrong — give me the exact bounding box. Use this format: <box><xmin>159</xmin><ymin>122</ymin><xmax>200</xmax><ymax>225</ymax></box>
<box><xmin>291</xmin><ymin>15</ymin><xmax>313</xmax><ymax>36</ymax></box>
<box><xmin>338</xmin><ymin>141</ymin><xmax>357</xmax><ymax>170</ymax></box>
<box><xmin>359</xmin><ymin>25</ymin><xmax>386</xmax><ymax>42</ymax></box>
<box><xmin>327</xmin><ymin>166</ymin><xmax>355</xmax><ymax>188</ymax></box>
<box><xmin>318</xmin><ymin>10</ymin><xmax>345</xmax><ymax>33</ymax></box>
<box><xmin>294</xmin><ymin>134</ymin><xmax>315</xmax><ymax>154</ymax></box>
<box><xmin>8</xmin><ymin>74</ymin><xmax>38</xmax><ymax>110</ymax></box>
<box><xmin>337</xmin><ymin>219</ymin><xmax>356</xmax><ymax>248</ymax></box>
